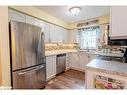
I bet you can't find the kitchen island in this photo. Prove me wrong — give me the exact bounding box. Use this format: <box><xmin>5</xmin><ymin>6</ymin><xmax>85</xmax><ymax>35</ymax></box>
<box><xmin>85</xmin><ymin>59</ymin><xmax>127</xmax><ymax>89</ymax></box>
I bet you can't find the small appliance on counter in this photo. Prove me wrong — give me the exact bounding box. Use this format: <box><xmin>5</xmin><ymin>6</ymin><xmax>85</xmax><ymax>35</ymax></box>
<box><xmin>108</xmin><ymin>38</ymin><xmax>127</xmax><ymax>46</ymax></box>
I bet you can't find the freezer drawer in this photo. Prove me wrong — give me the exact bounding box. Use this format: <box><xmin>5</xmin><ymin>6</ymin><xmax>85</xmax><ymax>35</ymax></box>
<box><xmin>12</xmin><ymin>64</ymin><xmax>46</xmax><ymax>89</ymax></box>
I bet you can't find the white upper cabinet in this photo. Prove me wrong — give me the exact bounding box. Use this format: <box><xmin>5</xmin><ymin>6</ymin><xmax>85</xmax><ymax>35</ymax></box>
<box><xmin>62</xmin><ymin>28</ymin><xmax>69</xmax><ymax>43</ymax></box>
<box><xmin>49</xmin><ymin>24</ymin><xmax>69</xmax><ymax>43</ymax></box>
<box><xmin>43</xmin><ymin>22</ymin><xmax>50</xmax><ymax>42</ymax></box>
<box><xmin>9</xmin><ymin>9</ymin><xmax>44</xmax><ymax>28</ymax></box>
<box><xmin>69</xmin><ymin>29</ymin><xmax>78</xmax><ymax>43</ymax></box>
<box><xmin>26</xmin><ymin>15</ymin><xmax>44</xmax><ymax>27</ymax></box>
<box><xmin>110</xmin><ymin>6</ymin><xmax>127</xmax><ymax>39</ymax></box>
<box><xmin>49</xmin><ymin>24</ymin><xmax>58</xmax><ymax>42</ymax></box>
<box><xmin>9</xmin><ymin>9</ymin><xmax>26</xmax><ymax>23</ymax></box>
<box><xmin>9</xmin><ymin>9</ymin><xmax>69</xmax><ymax>43</ymax></box>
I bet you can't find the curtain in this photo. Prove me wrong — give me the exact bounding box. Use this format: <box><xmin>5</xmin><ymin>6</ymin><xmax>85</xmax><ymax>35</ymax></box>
<box><xmin>78</xmin><ymin>26</ymin><xmax>100</xmax><ymax>49</ymax></box>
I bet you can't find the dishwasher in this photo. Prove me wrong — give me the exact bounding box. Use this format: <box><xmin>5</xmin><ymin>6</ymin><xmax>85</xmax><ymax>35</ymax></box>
<box><xmin>56</xmin><ymin>54</ymin><xmax>66</xmax><ymax>75</ymax></box>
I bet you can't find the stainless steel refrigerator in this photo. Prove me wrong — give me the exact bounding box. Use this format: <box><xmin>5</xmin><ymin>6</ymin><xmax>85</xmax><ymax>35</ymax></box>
<box><xmin>9</xmin><ymin>21</ymin><xmax>46</xmax><ymax>89</ymax></box>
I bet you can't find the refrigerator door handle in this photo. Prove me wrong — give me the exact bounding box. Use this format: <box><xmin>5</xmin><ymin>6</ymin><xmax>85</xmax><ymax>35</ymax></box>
<box><xmin>40</xmin><ymin>31</ymin><xmax>45</xmax><ymax>58</ymax></box>
<box><xmin>17</xmin><ymin>65</ymin><xmax>44</xmax><ymax>75</ymax></box>
<box><xmin>37</xmin><ymin>31</ymin><xmax>45</xmax><ymax>63</ymax></box>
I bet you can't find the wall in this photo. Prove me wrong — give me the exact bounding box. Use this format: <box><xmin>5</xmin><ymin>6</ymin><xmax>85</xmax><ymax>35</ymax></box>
<box><xmin>10</xmin><ymin>6</ymin><xmax>69</xmax><ymax>29</ymax></box>
<box><xmin>99</xmin><ymin>15</ymin><xmax>109</xmax><ymax>25</ymax></box>
<box><xmin>0</xmin><ymin>7</ymin><xmax>11</xmax><ymax>87</ymax></box>
<box><xmin>0</xmin><ymin>47</ymin><xmax>2</xmax><ymax>86</ymax></box>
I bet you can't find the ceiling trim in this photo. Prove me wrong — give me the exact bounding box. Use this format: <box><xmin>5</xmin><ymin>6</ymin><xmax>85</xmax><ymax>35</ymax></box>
<box><xmin>9</xmin><ymin>6</ymin><xmax>70</xmax><ymax>29</ymax></box>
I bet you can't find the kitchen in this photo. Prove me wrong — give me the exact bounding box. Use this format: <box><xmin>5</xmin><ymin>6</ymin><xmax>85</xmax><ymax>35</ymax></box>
<box><xmin>0</xmin><ymin>6</ymin><xmax>127</xmax><ymax>89</ymax></box>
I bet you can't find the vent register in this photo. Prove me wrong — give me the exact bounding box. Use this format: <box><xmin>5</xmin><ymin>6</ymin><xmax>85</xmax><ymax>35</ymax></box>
<box><xmin>77</xmin><ymin>19</ymin><xmax>99</xmax><ymax>27</ymax></box>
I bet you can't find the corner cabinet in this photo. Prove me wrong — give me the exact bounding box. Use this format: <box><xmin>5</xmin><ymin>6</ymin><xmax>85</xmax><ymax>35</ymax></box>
<box><xmin>110</xmin><ymin>6</ymin><xmax>127</xmax><ymax>39</ymax></box>
<box><xmin>46</xmin><ymin>55</ymin><xmax>56</xmax><ymax>81</ymax></box>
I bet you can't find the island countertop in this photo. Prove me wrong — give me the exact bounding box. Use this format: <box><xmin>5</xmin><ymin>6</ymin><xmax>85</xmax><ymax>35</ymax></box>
<box><xmin>86</xmin><ymin>59</ymin><xmax>127</xmax><ymax>77</ymax></box>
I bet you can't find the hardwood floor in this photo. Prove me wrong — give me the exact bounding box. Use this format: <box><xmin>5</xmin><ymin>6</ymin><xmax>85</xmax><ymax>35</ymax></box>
<box><xmin>45</xmin><ymin>69</ymin><xmax>85</xmax><ymax>89</ymax></box>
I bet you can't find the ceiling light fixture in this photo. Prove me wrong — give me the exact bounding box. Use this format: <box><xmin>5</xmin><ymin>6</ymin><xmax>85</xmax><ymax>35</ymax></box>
<box><xmin>69</xmin><ymin>6</ymin><xmax>81</xmax><ymax>16</ymax></box>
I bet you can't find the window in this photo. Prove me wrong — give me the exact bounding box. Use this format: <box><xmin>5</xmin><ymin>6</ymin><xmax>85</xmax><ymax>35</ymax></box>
<box><xmin>78</xmin><ymin>26</ymin><xmax>100</xmax><ymax>49</ymax></box>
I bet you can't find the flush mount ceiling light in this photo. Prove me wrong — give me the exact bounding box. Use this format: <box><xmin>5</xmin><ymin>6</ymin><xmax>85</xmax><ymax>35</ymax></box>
<box><xmin>69</xmin><ymin>6</ymin><xmax>81</xmax><ymax>16</ymax></box>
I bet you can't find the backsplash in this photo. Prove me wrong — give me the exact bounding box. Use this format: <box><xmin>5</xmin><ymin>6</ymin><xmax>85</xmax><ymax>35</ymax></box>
<box><xmin>45</xmin><ymin>43</ymin><xmax>77</xmax><ymax>51</ymax></box>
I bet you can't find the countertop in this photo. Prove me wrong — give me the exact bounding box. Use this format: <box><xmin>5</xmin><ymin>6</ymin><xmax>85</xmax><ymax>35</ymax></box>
<box><xmin>45</xmin><ymin>50</ymin><xmax>78</xmax><ymax>56</ymax></box>
<box><xmin>95</xmin><ymin>52</ymin><xmax>124</xmax><ymax>57</ymax></box>
<box><xmin>86</xmin><ymin>59</ymin><xmax>127</xmax><ymax>77</ymax></box>
<box><xmin>45</xmin><ymin>49</ymin><xmax>124</xmax><ymax>57</ymax></box>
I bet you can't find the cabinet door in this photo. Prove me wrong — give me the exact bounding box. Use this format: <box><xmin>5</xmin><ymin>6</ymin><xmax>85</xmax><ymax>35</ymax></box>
<box><xmin>56</xmin><ymin>26</ymin><xmax>63</xmax><ymax>43</ymax></box>
<box><xmin>26</xmin><ymin>15</ymin><xmax>44</xmax><ymax>27</ymax></box>
<box><xmin>46</xmin><ymin>56</ymin><xmax>56</xmax><ymax>80</ymax></box>
<box><xmin>50</xmin><ymin>24</ymin><xmax>58</xmax><ymax>42</ymax></box>
<box><xmin>69</xmin><ymin>29</ymin><xmax>78</xmax><ymax>43</ymax></box>
<box><xmin>79</xmin><ymin>52</ymin><xmax>89</xmax><ymax>71</ymax></box>
<box><xmin>13</xmin><ymin>64</ymin><xmax>45</xmax><ymax>89</ymax></box>
<box><xmin>44</xmin><ymin>22</ymin><xmax>50</xmax><ymax>42</ymax></box>
<box><xmin>111</xmin><ymin>6</ymin><xmax>127</xmax><ymax>38</ymax></box>
<box><xmin>70</xmin><ymin>52</ymin><xmax>80</xmax><ymax>69</ymax></box>
<box><xmin>62</xmin><ymin>28</ymin><xmax>69</xmax><ymax>43</ymax></box>
<box><xmin>66</xmin><ymin>53</ymin><xmax>70</xmax><ymax>70</ymax></box>
<box><xmin>9</xmin><ymin>9</ymin><xmax>26</xmax><ymax>23</ymax></box>
<box><xmin>89</xmin><ymin>54</ymin><xmax>96</xmax><ymax>62</ymax></box>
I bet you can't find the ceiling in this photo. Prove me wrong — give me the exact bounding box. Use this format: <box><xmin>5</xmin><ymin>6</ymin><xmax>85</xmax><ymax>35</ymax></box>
<box><xmin>36</xmin><ymin>6</ymin><xmax>110</xmax><ymax>23</ymax></box>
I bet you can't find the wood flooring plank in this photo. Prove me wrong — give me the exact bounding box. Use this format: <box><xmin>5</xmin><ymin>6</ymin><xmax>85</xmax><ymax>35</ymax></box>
<box><xmin>45</xmin><ymin>69</ymin><xmax>85</xmax><ymax>89</ymax></box>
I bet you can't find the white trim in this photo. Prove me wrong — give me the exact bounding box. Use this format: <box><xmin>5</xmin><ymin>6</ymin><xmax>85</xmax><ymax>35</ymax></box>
<box><xmin>0</xmin><ymin>86</ymin><xmax>12</xmax><ymax>90</ymax></box>
<box><xmin>70</xmin><ymin>67</ymin><xmax>85</xmax><ymax>72</ymax></box>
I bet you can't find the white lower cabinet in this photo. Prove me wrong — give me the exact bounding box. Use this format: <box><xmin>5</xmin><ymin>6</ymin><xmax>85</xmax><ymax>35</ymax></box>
<box><xmin>70</xmin><ymin>52</ymin><xmax>88</xmax><ymax>72</ymax></box>
<box><xmin>66</xmin><ymin>53</ymin><xmax>71</xmax><ymax>70</ymax></box>
<box><xmin>79</xmin><ymin>52</ymin><xmax>89</xmax><ymax>71</ymax></box>
<box><xmin>46</xmin><ymin>55</ymin><xmax>56</xmax><ymax>81</ymax></box>
<box><xmin>45</xmin><ymin>52</ymin><xmax>97</xmax><ymax>81</ymax></box>
<box><xmin>70</xmin><ymin>52</ymin><xmax>80</xmax><ymax>70</ymax></box>
<box><xmin>70</xmin><ymin>52</ymin><xmax>97</xmax><ymax>72</ymax></box>
<box><xmin>88</xmin><ymin>54</ymin><xmax>96</xmax><ymax>62</ymax></box>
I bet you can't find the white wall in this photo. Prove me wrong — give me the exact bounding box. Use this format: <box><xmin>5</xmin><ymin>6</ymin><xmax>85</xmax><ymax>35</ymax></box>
<box><xmin>0</xmin><ymin>7</ymin><xmax>11</xmax><ymax>87</ymax></box>
<box><xmin>0</xmin><ymin>45</ymin><xmax>2</xmax><ymax>86</ymax></box>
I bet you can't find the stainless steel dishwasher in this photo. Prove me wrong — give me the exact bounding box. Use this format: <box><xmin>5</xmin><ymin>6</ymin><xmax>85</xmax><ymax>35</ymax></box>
<box><xmin>56</xmin><ymin>54</ymin><xmax>66</xmax><ymax>75</ymax></box>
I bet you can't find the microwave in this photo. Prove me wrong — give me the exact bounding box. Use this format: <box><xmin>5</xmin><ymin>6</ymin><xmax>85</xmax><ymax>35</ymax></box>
<box><xmin>108</xmin><ymin>38</ymin><xmax>127</xmax><ymax>46</ymax></box>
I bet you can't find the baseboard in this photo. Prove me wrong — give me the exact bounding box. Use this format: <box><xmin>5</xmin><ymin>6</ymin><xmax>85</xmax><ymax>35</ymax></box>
<box><xmin>46</xmin><ymin>75</ymin><xmax>56</xmax><ymax>82</ymax></box>
<box><xmin>0</xmin><ymin>86</ymin><xmax>12</xmax><ymax>90</ymax></box>
<box><xmin>70</xmin><ymin>67</ymin><xmax>85</xmax><ymax>72</ymax></box>
<box><xmin>65</xmin><ymin>67</ymin><xmax>70</xmax><ymax>71</ymax></box>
